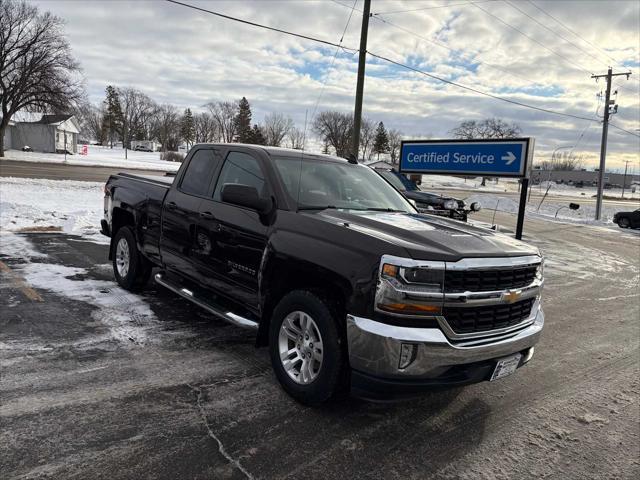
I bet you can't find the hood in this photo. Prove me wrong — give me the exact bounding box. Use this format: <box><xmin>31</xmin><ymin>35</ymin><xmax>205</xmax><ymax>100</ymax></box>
<box><xmin>306</xmin><ymin>210</ymin><xmax>539</xmax><ymax>261</ymax></box>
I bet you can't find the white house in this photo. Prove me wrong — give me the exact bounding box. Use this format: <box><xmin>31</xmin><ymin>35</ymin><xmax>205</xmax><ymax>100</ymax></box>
<box><xmin>5</xmin><ymin>113</ymin><xmax>80</xmax><ymax>153</ymax></box>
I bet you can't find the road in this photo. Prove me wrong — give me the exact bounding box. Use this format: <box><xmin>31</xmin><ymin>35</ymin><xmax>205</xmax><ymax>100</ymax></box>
<box><xmin>0</xmin><ymin>159</ymin><xmax>170</xmax><ymax>182</ymax></box>
<box><xmin>1</xmin><ymin>214</ymin><xmax>639</xmax><ymax>479</ymax></box>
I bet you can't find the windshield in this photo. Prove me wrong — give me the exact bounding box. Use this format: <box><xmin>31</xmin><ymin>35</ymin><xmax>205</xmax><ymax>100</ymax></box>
<box><xmin>273</xmin><ymin>157</ymin><xmax>416</xmax><ymax>212</ymax></box>
<box><xmin>379</xmin><ymin>170</ymin><xmax>419</xmax><ymax>191</ymax></box>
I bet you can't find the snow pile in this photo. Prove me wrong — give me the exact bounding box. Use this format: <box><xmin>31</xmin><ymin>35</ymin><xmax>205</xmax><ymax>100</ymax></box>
<box><xmin>3</xmin><ymin>146</ymin><xmax>180</xmax><ymax>172</ymax></box>
<box><xmin>0</xmin><ymin>176</ymin><xmax>105</xmax><ymax>240</ymax></box>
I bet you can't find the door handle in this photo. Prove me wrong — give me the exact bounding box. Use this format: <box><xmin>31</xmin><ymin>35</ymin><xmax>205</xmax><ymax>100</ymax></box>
<box><xmin>200</xmin><ymin>211</ymin><xmax>215</xmax><ymax>219</ymax></box>
<box><xmin>166</xmin><ymin>201</ymin><xmax>177</xmax><ymax>210</ymax></box>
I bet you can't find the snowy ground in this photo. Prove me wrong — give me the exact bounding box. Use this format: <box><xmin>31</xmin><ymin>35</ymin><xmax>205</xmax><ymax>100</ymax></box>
<box><xmin>0</xmin><ymin>176</ymin><xmax>105</xmax><ymax>242</ymax></box>
<box><xmin>421</xmin><ymin>174</ymin><xmax>640</xmax><ymax>200</ymax></box>
<box><xmin>2</xmin><ymin>146</ymin><xmax>180</xmax><ymax>172</ymax></box>
<box><xmin>465</xmin><ymin>193</ymin><xmax>625</xmax><ymax>226</ymax></box>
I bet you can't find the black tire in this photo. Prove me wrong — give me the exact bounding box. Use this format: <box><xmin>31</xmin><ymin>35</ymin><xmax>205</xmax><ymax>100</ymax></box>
<box><xmin>269</xmin><ymin>290</ymin><xmax>346</xmax><ymax>405</ymax></box>
<box><xmin>112</xmin><ymin>226</ymin><xmax>151</xmax><ymax>291</ymax></box>
<box><xmin>618</xmin><ymin>217</ymin><xmax>630</xmax><ymax>229</ymax></box>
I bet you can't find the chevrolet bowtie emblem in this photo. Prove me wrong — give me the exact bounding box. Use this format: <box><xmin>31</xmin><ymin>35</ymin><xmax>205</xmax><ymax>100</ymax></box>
<box><xmin>502</xmin><ymin>289</ymin><xmax>522</xmax><ymax>304</ymax></box>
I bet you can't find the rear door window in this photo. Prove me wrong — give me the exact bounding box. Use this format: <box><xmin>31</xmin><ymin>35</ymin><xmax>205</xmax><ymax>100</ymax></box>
<box><xmin>180</xmin><ymin>149</ymin><xmax>220</xmax><ymax>197</ymax></box>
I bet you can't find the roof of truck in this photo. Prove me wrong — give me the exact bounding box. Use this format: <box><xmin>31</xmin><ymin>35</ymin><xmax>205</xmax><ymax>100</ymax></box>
<box><xmin>192</xmin><ymin>143</ymin><xmax>350</xmax><ymax>163</ymax></box>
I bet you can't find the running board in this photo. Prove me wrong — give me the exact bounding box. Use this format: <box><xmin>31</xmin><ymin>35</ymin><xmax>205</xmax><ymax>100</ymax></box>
<box><xmin>154</xmin><ymin>273</ymin><xmax>258</xmax><ymax>330</ymax></box>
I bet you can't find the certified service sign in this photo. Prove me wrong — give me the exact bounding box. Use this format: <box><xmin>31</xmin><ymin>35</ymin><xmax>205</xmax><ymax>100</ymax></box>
<box><xmin>400</xmin><ymin>138</ymin><xmax>533</xmax><ymax>178</ymax></box>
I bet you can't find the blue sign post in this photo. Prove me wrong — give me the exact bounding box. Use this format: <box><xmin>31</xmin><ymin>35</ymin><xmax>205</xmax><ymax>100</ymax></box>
<box><xmin>399</xmin><ymin>138</ymin><xmax>535</xmax><ymax>239</ymax></box>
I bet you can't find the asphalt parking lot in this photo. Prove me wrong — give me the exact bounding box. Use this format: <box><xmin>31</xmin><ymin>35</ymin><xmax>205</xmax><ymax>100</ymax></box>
<box><xmin>1</xmin><ymin>216</ymin><xmax>639</xmax><ymax>479</ymax></box>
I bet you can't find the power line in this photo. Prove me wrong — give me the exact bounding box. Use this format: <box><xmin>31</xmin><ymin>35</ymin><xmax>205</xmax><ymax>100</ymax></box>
<box><xmin>526</xmin><ymin>0</ymin><xmax>631</xmax><ymax>72</ymax></box>
<box><xmin>365</xmin><ymin>50</ymin><xmax>599</xmax><ymax>123</ymax></box>
<box><xmin>504</xmin><ymin>0</ymin><xmax>609</xmax><ymax>69</ymax></box>
<box><xmin>472</xmin><ymin>2</ymin><xmax>593</xmax><ymax>75</ymax></box>
<box><xmin>166</xmin><ymin>0</ymin><xmax>640</xmax><ymax>140</ymax></box>
<box><xmin>609</xmin><ymin>122</ymin><xmax>640</xmax><ymax>138</ymax></box>
<box><xmin>309</xmin><ymin>0</ymin><xmax>358</xmax><ymax>125</ymax></box>
<box><xmin>165</xmin><ymin>0</ymin><xmax>358</xmax><ymax>53</ymax></box>
<box><xmin>371</xmin><ymin>0</ymin><xmax>494</xmax><ymax>16</ymax></box>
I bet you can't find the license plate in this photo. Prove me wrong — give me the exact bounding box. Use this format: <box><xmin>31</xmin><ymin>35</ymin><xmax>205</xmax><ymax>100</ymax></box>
<box><xmin>490</xmin><ymin>353</ymin><xmax>522</xmax><ymax>381</ymax></box>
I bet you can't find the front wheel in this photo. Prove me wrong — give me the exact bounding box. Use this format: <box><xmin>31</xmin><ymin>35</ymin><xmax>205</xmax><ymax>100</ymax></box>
<box><xmin>112</xmin><ymin>226</ymin><xmax>151</xmax><ymax>291</ymax></box>
<box><xmin>269</xmin><ymin>290</ymin><xmax>346</xmax><ymax>405</ymax></box>
<box><xmin>618</xmin><ymin>217</ymin><xmax>630</xmax><ymax>228</ymax></box>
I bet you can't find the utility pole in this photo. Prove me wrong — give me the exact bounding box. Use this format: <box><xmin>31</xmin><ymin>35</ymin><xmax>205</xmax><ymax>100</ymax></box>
<box><xmin>591</xmin><ymin>68</ymin><xmax>631</xmax><ymax>219</ymax></box>
<box><xmin>621</xmin><ymin>159</ymin><xmax>630</xmax><ymax>198</ymax></box>
<box><xmin>351</xmin><ymin>0</ymin><xmax>371</xmax><ymax>160</ymax></box>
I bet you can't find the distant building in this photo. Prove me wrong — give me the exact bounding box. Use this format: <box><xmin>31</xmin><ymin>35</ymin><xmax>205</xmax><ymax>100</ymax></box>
<box><xmin>530</xmin><ymin>169</ymin><xmax>640</xmax><ymax>188</ymax></box>
<box><xmin>2</xmin><ymin>113</ymin><xmax>80</xmax><ymax>153</ymax></box>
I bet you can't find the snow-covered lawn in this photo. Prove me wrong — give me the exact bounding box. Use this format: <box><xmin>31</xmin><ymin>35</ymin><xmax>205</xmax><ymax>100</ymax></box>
<box><xmin>2</xmin><ymin>146</ymin><xmax>180</xmax><ymax>172</ymax></box>
<box><xmin>0</xmin><ymin>176</ymin><xmax>105</xmax><ymax>241</ymax></box>
<box><xmin>465</xmin><ymin>193</ymin><xmax>628</xmax><ymax>227</ymax></box>
<box><xmin>421</xmin><ymin>174</ymin><xmax>640</xmax><ymax>200</ymax></box>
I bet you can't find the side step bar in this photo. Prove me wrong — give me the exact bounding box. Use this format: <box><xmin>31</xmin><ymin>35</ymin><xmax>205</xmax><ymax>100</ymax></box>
<box><xmin>154</xmin><ymin>273</ymin><xmax>258</xmax><ymax>330</ymax></box>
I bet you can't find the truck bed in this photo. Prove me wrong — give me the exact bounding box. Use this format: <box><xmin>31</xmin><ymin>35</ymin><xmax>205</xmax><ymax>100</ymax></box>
<box><xmin>115</xmin><ymin>172</ymin><xmax>175</xmax><ymax>187</ymax></box>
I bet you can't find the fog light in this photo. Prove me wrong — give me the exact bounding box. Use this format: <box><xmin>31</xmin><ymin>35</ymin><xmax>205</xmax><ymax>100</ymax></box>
<box><xmin>399</xmin><ymin>343</ymin><xmax>417</xmax><ymax>370</ymax></box>
<box><xmin>523</xmin><ymin>347</ymin><xmax>535</xmax><ymax>364</ymax></box>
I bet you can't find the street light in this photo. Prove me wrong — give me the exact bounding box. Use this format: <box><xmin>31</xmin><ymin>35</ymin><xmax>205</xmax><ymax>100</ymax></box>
<box><xmin>540</xmin><ymin>145</ymin><xmax>574</xmax><ymax>191</ymax></box>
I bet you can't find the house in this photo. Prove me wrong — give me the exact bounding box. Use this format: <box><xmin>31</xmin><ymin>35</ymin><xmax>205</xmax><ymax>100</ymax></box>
<box><xmin>4</xmin><ymin>113</ymin><xmax>80</xmax><ymax>153</ymax></box>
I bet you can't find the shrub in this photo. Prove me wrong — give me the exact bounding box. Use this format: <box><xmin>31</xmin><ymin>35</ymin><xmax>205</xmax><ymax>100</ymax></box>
<box><xmin>161</xmin><ymin>151</ymin><xmax>185</xmax><ymax>162</ymax></box>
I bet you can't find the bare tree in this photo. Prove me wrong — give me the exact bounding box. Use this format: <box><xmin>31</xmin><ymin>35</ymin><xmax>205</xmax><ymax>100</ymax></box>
<box><xmin>538</xmin><ymin>150</ymin><xmax>585</xmax><ymax>171</ymax></box>
<box><xmin>0</xmin><ymin>0</ymin><xmax>84</xmax><ymax>156</ymax></box>
<box><xmin>73</xmin><ymin>101</ymin><xmax>104</xmax><ymax>143</ymax></box>
<box><xmin>451</xmin><ymin>118</ymin><xmax>522</xmax><ymax>184</ymax></box>
<box><xmin>206</xmin><ymin>100</ymin><xmax>238</xmax><ymax>143</ymax></box>
<box><xmin>388</xmin><ymin>129</ymin><xmax>403</xmax><ymax>165</ymax></box>
<box><xmin>312</xmin><ymin>110</ymin><xmax>353</xmax><ymax>157</ymax></box>
<box><xmin>358</xmin><ymin>118</ymin><xmax>375</xmax><ymax>162</ymax></box>
<box><xmin>263</xmin><ymin>112</ymin><xmax>294</xmax><ymax>147</ymax></box>
<box><xmin>119</xmin><ymin>87</ymin><xmax>155</xmax><ymax>155</ymax></box>
<box><xmin>152</xmin><ymin>104</ymin><xmax>180</xmax><ymax>151</ymax></box>
<box><xmin>450</xmin><ymin>118</ymin><xmax>521</xmax><ymax>140</ymax></box>
<box><xmin>193</xmin><ymin>111</ymin><xmax>219</xmax><ymax>143</ymax></box>
<box><xmin>286</xmin><ymin>127</ymin><xmax>305</xmax><ymax>150</ymax></box>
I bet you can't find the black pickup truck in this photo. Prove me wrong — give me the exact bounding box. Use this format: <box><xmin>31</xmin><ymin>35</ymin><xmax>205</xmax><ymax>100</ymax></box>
<box><xmin>102</xmin><ymin>144</ymin><xmax>545</xmax><ymax>404</ymax></box>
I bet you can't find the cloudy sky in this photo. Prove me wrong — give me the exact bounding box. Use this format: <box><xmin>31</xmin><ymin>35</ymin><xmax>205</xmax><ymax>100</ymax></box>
<box><xmin>34</xmin><ymin>0</ymin><xmax>640</xmax><ymax>172</ymax></box>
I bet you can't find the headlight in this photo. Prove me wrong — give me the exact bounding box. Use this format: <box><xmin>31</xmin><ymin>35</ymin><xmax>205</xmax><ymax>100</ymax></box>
<box><xmin>376</xmin><ymin>257</ymin><xmax>444</xmax><ymax>316</ymax></box>
<box><xmin>443</xmin><ymin>199</ymin><xmax>458</xmax><ymax>210</ymax></box>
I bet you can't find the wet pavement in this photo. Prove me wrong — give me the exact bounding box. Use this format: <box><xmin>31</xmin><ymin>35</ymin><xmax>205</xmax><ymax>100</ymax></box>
<box><xmin>1</xmin><ymin>223</ymin><xmax>639</xmax><ymax>479</ymax></box>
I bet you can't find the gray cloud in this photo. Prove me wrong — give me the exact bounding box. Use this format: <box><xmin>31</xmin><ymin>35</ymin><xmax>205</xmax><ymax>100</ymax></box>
<box><xmin>32</xmin><ymin>0</ymin><xmax>639</xmax><ymax>171</ymax></box>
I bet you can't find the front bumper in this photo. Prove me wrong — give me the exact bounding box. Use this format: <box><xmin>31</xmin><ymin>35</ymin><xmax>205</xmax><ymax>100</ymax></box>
<box><xmin>346</xmin><ymin>303</ymin><xmax>543</xmax><ymax>400</ymax></box>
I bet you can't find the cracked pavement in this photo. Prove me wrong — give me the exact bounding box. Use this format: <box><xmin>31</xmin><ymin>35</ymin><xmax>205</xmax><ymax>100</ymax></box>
<box><xmin>1</xmin><ymin>219</ymin><xmax>639</xmax><ymax>479</ymax></box>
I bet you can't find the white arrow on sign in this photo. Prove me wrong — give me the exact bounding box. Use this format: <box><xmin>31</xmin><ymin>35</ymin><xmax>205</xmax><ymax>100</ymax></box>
<box><xmin>501</xmin><ymin>151</ymin><xmax>516</xmax><ymax>165</ymax></box>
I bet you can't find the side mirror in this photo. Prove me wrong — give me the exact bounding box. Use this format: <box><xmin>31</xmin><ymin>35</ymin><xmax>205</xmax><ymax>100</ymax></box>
<box><xmin>471</xmin><ymin>202</ymin><xmax>482</xmax><ymax>212</ymax></box>
<box><xmin>221</xmin><ymin>184</ymin><xmax>272</xmax><ymax>214</ymax></box>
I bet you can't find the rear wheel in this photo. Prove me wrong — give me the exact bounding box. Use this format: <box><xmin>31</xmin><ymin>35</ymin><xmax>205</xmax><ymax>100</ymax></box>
<box><xmin>618</xmin><ymin>217</ymin><xmax>630</xmax><ymax>228</ymax></box>
<box><xmin>269</xmin><ymin>290</ymin><xmax>346</xmax><ymax>405</ymax></box>
<box><xmin>112</xmin><ymin>226</ymin><xmax>151</xmax><ymax>291</ymax></box>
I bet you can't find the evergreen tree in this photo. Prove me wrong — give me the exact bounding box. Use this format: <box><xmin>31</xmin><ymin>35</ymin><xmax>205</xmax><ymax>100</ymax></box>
<box><xmin>234</xmin><ymin>97</ymin><xmax>252</xmax><ymax>143</ymax></box>
<box><xmin>180</xmin><ymin>108</ymin><xmax>195</xmax><ymax>148</ymax></box>
<box><xmin>373</xmin><ymin>121</ymin><xmax>389</xmax><ymax>159</ymax></box>
<box><xmin>104</xmin><ymin>85</ymin><xmax>123</xmax><ymax>149</ymax></box>
<box><xmin>246</xmin><ymin>124</ymin><xmax>266</xmax><ymax>145</ymax></box>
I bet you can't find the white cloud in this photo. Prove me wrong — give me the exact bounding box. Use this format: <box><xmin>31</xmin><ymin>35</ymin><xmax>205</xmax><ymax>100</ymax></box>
<box><xmin>32</xmin><ymin>0</ymin><xmax>639</xmax><ymax>172</ymax></box>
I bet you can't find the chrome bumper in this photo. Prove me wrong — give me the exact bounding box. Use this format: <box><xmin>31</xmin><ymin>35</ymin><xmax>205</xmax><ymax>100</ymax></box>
<box><xmin>346</xmin><ymin>301</ymin><xmax>544</xmax><ymax>379</ymax></box>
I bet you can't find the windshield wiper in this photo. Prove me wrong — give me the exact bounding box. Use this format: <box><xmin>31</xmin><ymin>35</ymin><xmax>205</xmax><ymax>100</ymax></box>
<box><xmin>298</xmin><ymin>205</ymin><xmax>339</xmax><ymax>211</ymax></box>
<box><xmin>359</xmin><ymin>207</ymin><xmax>406</xmax><ymax>212</ymax></box>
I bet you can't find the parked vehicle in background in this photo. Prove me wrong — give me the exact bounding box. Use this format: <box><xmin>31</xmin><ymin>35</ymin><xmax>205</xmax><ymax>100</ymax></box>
<box><xmin>102</xmin><ymin>144</ymin><xmax>544</xmax><ymax>404</ymax></box>
<box><xmin>613</xmin><ymin>208</ymin><xmax>640</xmax><ymax>229</ymax></box>
<box><xmin>134</xmin><ymin>145</ymin><xmax>153</xmax><ymax>152</ymax></box>
<box><xmin>374</xmin><ymin>168</ymin><xmax>480</xmax><ymax>222</ymax></box>
<box><xmin>21</xmin><ymin>145</ymin><xmax>33</xmax><ymax>152</ymax></box>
